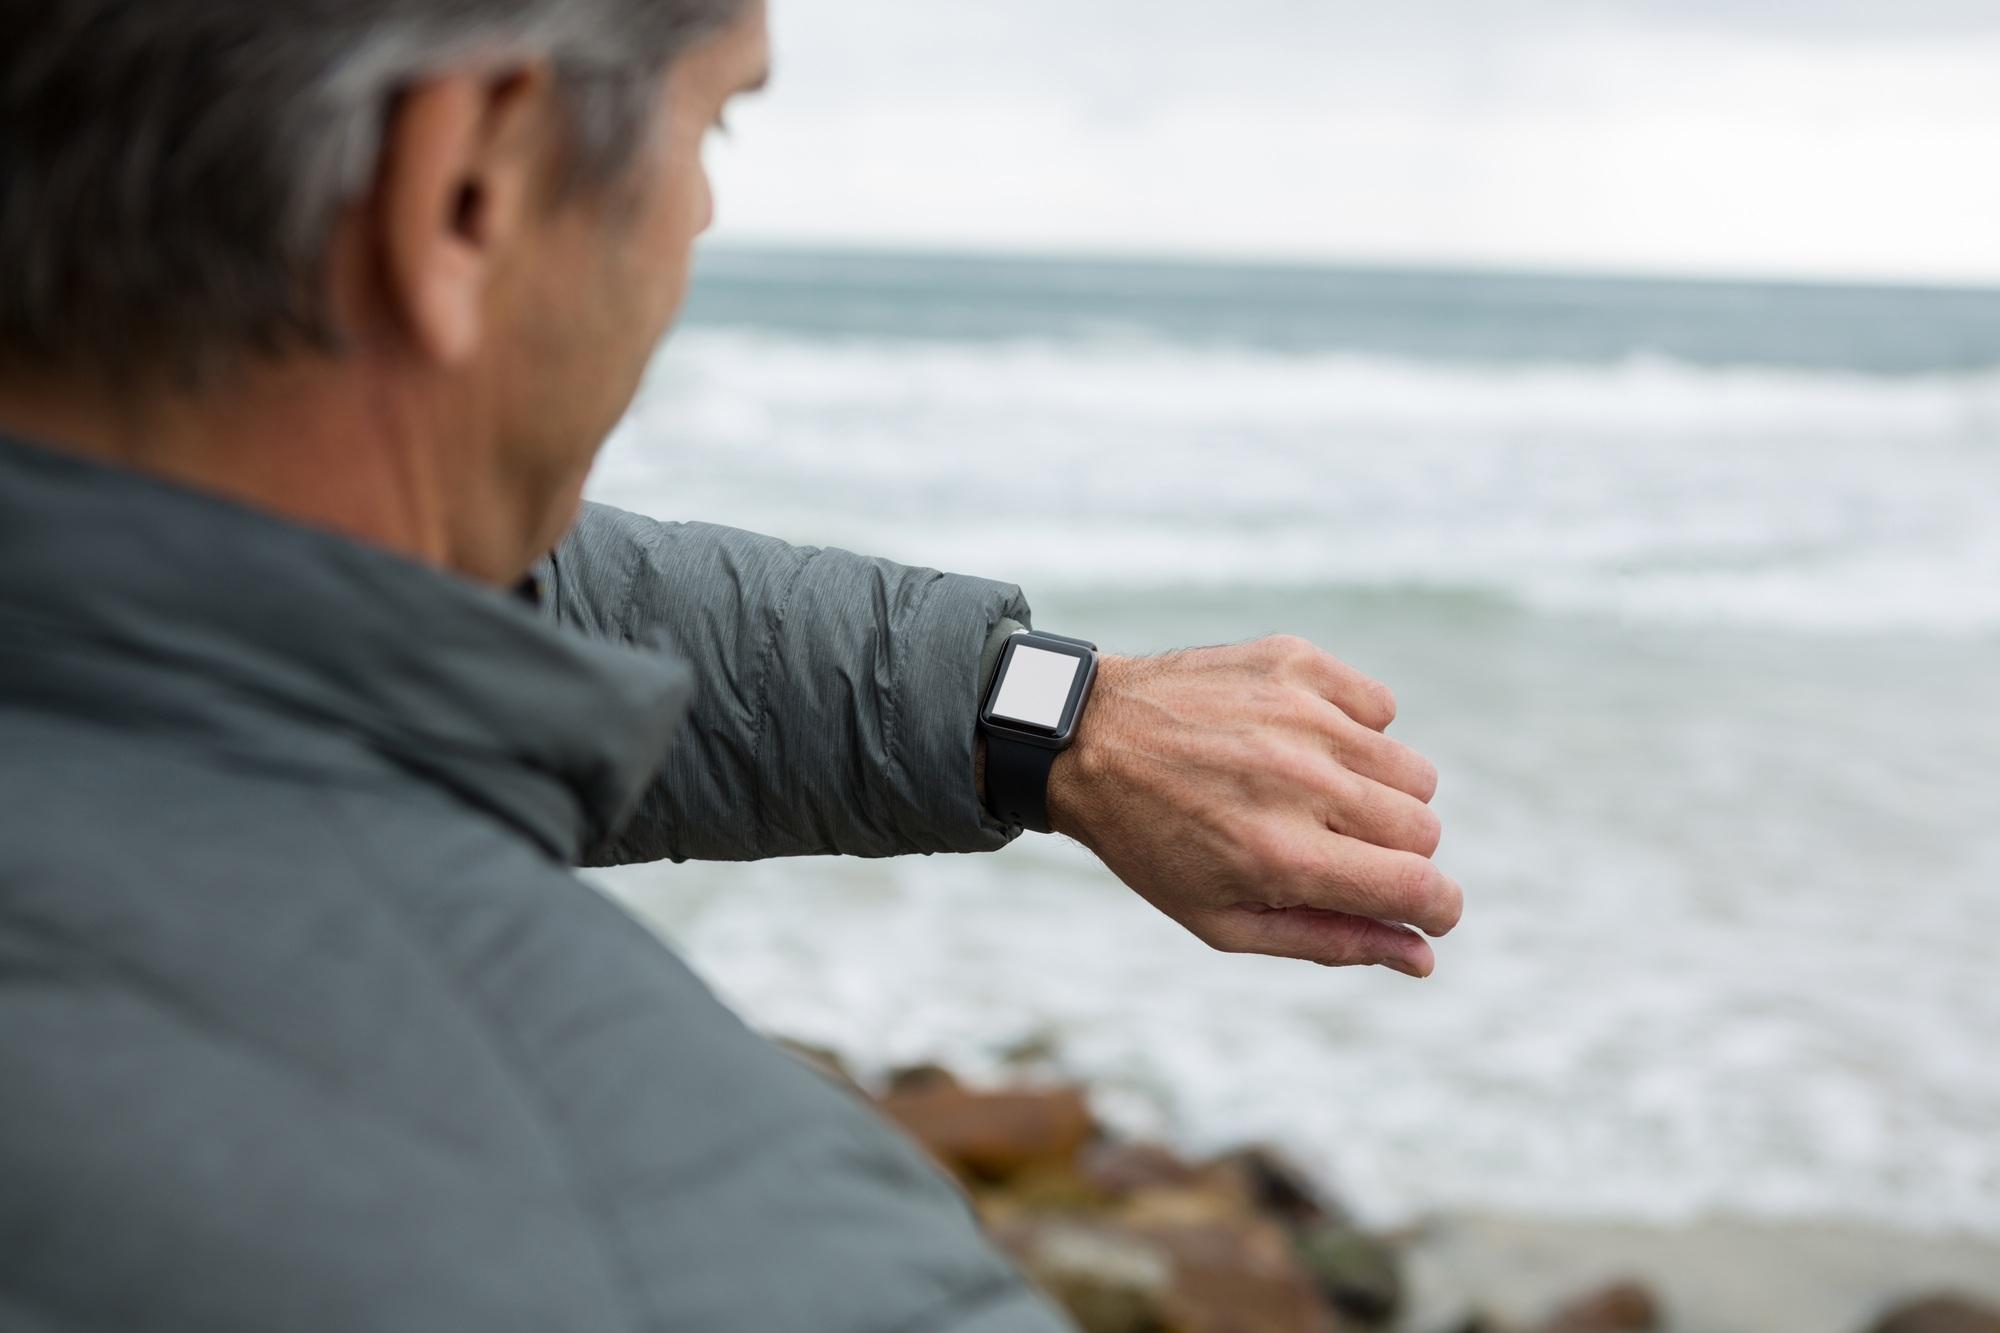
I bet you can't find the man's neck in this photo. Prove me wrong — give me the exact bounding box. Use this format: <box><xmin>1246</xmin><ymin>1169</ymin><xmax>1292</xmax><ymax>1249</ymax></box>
<box><xmin>0</xmin><ymin>364</ymin><xmax>469</xmax><ymax>577</ymax></box>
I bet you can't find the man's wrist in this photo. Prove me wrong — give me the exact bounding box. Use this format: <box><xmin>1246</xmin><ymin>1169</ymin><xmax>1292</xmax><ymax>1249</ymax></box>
<box><xmin>1043</xmin><ymin>653</ymin><xmax>1131</xmax><ymax>843</ymax></box>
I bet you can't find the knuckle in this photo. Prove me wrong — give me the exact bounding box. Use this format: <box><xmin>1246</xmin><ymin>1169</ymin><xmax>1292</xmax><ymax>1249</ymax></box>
<box><xmin>1266</xmin><ymin>741</ymin><xmax>1327</xmax><ymax>794</ymax></box>
<box><xmin>1411</xmin><ymin>806</ymin><xmax>1445</xmax><ymax>857</ymax></box>
<box><xmin>1335</xmin><ymin>678</ymin><xmax>1396</xmax><ymax>730</ymax></box>
<box><xmin>1272</xmin><ymin>842</ymin><xmax>1325</xmax><ymax>892</ymax></box>
<box><xmin>1304</xmin><ymin>920</ymin><xmax>1379</xmax><ymax>968</ymax></box>
<box><xmin>1370</xmin><ymin>683</ymin><xmax>1400</xmax><ymax>726</ymax></box>
<box><xmin>1195</xmin><ymin>916</ymin><xmax>1253</xmax><ymax>956</ymax></box>
<box><xmin>1389</xmin><ymin>855</ymin><xmax>1439</xmax><ymax>910</ymax></box>
<box><xmin>1268</xmin><ymin>634</ymin><xmax>1318</xmax><ymax>668</ymax></box>
<box><xmin>1437</xmin><ymin>878</ymin><xmax>1466</xmax><ymax>934</ymax></box>
<box><xmin>1272</xmin><ymin>689</ymin><xmax>1325</xmax><ymax>731</ymax></box>
<box><xmin>1237</xmin><ymin>823</ymin><xmax>1294</xmax><ymax>877</ymax></box>
<box><xmin>1210</xmin><ymin>811</ymin><xmax>1275</xmax><ymax>878</ymax></box>
<box><xmin>1241</xmin><ymin>728</ymin><xmax>1292</xmax><ymax>771</ymax></box>
<box><xmin>1327</xmin><ymin>767</ymin><xmax>1384</xmax><ymax>833</ymax></box>
<box><xmin>1375</xmin><ymin>737</ymin><xmax>1440</xmax><ymax>802</ymax></box>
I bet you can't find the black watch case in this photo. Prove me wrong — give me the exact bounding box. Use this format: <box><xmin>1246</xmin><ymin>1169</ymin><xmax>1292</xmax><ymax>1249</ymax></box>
<box><xmin>979</xmin><ymin>632</ymin><xmax>1098</xmax><ymax>751</ymax></box>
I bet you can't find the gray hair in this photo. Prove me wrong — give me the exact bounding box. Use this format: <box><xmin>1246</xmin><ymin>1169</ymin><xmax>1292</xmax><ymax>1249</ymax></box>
<box><xmin>0</xmin><ymin>0</ymin><xmax>747</xmax><ymax>380</ymax></box>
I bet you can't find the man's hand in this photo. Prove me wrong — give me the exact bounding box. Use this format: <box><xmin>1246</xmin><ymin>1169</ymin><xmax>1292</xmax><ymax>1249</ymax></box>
<box><xmin>1045</xmin><ymin>636</ymin><xmax>1461</xmax><ymax>978</ymax></box>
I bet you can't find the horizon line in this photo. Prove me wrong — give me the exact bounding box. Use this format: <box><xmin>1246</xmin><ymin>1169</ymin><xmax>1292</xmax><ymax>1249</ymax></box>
<box><xmin>701</xmin><ymin>232</ymin><xmax>2000</xmax><ymax>299</ymax></box>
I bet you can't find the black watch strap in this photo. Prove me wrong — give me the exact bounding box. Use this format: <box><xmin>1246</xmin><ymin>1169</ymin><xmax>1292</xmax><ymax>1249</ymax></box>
<box><xmin>987</xmin><ymin>732</ymin><xmax>1060</xmax><ymax>834</ymax></box>
<box><xmin>982</xmin><ymin>631</ymin><xmax>1097</xmax><ymax>835</ymax></box>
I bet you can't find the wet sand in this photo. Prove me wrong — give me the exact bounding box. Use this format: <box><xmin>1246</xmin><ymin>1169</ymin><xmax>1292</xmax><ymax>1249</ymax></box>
<box><xmin>1404</xmin><ymin>1213</ymin><xmax>2000</xmax><ymax>1333</ymax></box>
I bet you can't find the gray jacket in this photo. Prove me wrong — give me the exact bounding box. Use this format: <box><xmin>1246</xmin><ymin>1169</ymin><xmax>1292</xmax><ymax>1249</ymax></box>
<box><xmin>0</xmin><ymin>433</ymin><xmax>1072</xmax><ymax>1333</ymax></box>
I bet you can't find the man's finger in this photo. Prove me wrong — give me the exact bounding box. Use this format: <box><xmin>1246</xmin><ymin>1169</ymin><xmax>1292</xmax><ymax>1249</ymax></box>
<box><xmin>1266</xmin><ymin>636</ymin><xmax>1397</xmax><ymax>731</ymax></box>
<box><xmin>1305</xmin><ymin>654</ymin><xmax>1397</xmax><ymax>731</ymax></box>
<box><xmin>1318</xmin><ymin>702</ymin><xmax>1440</xmax><ymax>802</ymax></box>
<box><xmin>1271</xmin><ymin>833</ymin><xmax>1463</xmax><ymax>938</ymax></box>
<box><xmin>1204</xmin><ymin>905</ymin><xmax>1437</xmax><ymax>978</ymax></box>
<box><xmin>1321</xmin><ymin>768</ymin><xmax>1444</xmax><ymax>858</ymax></box>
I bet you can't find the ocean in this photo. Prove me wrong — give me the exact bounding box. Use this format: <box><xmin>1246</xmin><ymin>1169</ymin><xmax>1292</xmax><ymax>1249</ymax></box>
<box><xmin>587</xmin><ymin>246</ymin><xmax>2000</xmax><ymax>1237</ymax></box>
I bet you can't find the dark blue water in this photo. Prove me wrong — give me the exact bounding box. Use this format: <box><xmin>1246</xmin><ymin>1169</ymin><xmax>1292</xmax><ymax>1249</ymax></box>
<box><xmin>682</xmin><ymin>245</ymin><xmax>2000</xmax><ymax>375</ymax></box>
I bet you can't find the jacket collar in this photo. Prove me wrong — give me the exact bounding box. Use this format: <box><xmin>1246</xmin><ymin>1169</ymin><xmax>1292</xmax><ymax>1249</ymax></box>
<box><xmin>0</xmin><ymin>433</ymin><xmax>691</xmax><ymax>861</ymax></box>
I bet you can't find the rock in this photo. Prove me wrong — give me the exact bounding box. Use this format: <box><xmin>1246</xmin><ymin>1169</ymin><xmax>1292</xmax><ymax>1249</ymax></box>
<box><xmin>1868</xmin><ymin>1295</ymin><xmax>2000</xmax><ymax>1333</ymax></box>
<box><xmin>884</xmin><ymin>1063</ymin><xmax>962</xmax><ymax>1096</ymax></box>
<box><xmin>1201</xmin><ymin>1145</ymin><xmax>1347</xmax><ymax>1229</ymax></box>
<box><xmin>997</xmin><ymin>1217</ymin><xmax>1175</xmax><ymax>1333</ymax></box>
<box><xmin>1117</xmin><ymin>1182</ymin><xmax>1247</xmax><ymax>1229</ymax></box>
<box><xmin>1130</xmin><ymin>1206</ymin><xmax>1342</xmax><ymax>1333</ymax></box>
<box><xmin>878</xmin><ymin>1084</ymin><xmax>1094</xmax><ymax>1182</ymax></box>
<box><xmin>995</xmin><ymin>1177</ymin><xmax>1341</xmax><ymax>1333</ymax></box>
<box><xmin>983</xmin><ymin>1161</ymin><xmax>1101</xmax><ymax>1213</ymax></box>
<box><xmin>1080</xmin><ymin>1141</ymin><xmax>1203</xmax><ymax>1200</ymax></box>
<box><xmin>1293</xmin><ymin>1224</ymin><xmax>1404</xmax><ymax>1327</ymax></box>
<box><xmin>1543</xmin><ymin>1279</ymin><xmax>1661</xmax><ymax>1332</ymax></box>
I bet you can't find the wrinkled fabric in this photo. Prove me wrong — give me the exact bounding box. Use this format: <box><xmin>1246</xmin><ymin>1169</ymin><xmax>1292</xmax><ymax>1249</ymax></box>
<box><xmin>0</xmin><ymin>435</ymin><xmax>1071</xmax><ymax>1333</ymax></box>
<box><xmin>544</xmin><ymin>503</ymin><xmax>1032</xmax><ymax>863</ymax></box>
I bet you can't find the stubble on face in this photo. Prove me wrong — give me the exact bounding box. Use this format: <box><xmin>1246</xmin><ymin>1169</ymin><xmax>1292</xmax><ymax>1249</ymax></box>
<box><xmin>491</xmin><ymin>1</ymin><xmax>772</xmax><ymax>562</ymax></box>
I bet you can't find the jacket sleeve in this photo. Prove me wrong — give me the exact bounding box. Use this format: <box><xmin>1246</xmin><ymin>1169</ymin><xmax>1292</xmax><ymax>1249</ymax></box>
<box><xmin>541</xmin><ymin>501</ymin><xmax>1031</xmax><ymax>865</ymax></box>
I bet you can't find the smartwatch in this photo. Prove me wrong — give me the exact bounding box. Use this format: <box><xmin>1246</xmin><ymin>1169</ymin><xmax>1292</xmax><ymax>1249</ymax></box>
<box><xmin>979</xmin><ymin>631</ymin><xmax>1099</xmax><ymax>834</ymax></box>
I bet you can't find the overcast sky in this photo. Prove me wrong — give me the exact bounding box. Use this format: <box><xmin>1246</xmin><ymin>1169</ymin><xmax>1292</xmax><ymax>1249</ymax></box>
<box><xmin>707</xmin><ymin>0</ymin><xmax>2000</xmax><ymax>283</ymax></box>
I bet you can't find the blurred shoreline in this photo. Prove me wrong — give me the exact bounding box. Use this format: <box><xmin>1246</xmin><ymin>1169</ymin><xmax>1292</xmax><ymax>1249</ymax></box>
<box><xmin>789</xmin><ymin>1042</ymin><xmax>2000</xmax><ymax>1333</ymax></box>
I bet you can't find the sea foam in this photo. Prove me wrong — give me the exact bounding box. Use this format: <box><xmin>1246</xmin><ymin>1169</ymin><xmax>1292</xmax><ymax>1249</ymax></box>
<box><xmin>592</xmin><ymin>328</ymin><xmax>2000</xmax><ymax>636</ymax></box>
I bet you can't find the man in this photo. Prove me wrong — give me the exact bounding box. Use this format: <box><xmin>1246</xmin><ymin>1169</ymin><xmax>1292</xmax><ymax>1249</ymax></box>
<box><xmin>0</xmin><ymin>0</ymin><xmax>1461</xmax><ymax>1328</ymax></box>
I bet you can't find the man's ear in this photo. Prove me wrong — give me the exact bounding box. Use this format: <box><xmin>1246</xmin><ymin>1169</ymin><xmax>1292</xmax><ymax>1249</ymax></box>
<box><xmin>370</xmin><ymin>66</ymin><xmax>553</xmax><ymax>366</ymax></box>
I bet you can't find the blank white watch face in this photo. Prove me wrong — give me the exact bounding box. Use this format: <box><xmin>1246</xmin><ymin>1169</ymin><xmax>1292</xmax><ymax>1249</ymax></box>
<box><xmin>991</xmin><ymin>645</ymin><xmax>1081</xmax><ymax>730</ymax></box>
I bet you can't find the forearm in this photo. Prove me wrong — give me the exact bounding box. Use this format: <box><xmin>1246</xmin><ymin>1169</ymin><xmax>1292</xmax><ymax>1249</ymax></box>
<box><xmin>541</xmin><ymin>502</ymin><xmax>1029</xmax><ymax>864</ymax></box>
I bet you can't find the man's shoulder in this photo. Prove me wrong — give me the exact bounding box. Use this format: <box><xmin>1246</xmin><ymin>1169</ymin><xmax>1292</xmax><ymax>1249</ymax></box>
<box><xmin>0</xmin><ymin>702</ymin><xmax>613</xmax><ymax>1036</ymax></box>
<box><xmin>0</xmin><ymin>704</ymin><xmax>473</xmax><ymax>884</ymax></box>
<box><xmin>0</xmin><ymin>709</ymin><xmax>1062</xmax><ymax>1333</ymax></box>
